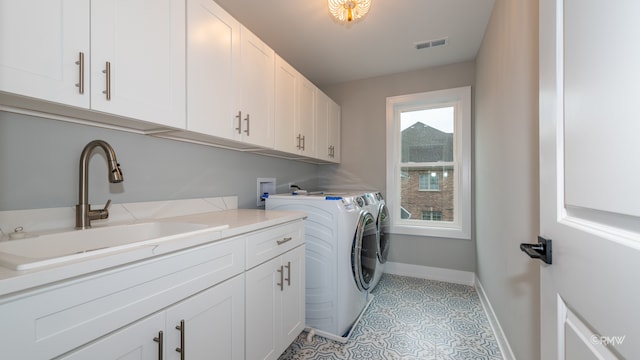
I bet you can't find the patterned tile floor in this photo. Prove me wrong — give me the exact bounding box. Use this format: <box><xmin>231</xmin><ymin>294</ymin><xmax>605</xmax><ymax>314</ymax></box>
<box><xmin>279</xmin><ymin>274</ymin><xmax>503</xmax><ymax>360</ymax></box>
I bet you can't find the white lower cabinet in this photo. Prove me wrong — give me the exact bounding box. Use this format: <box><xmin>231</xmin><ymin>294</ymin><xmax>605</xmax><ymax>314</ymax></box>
<box><xmin>0</xmin><ymin>219</ymin><xmax>304</xmax><ymax>360</ymax></box>
<box><xmin>60</xmin><ymin>274</ymin><xmax>245</xmax><ymax>360</ymax></box>
<box><xmin>246</xmin><ymin>245</ymin><xmax>305</xmax><ymax>360</ymax></box>
<box><xmin>166</xmin><ymin>274</ymin><xmax>245</xmax><ymax>360</ymax></box>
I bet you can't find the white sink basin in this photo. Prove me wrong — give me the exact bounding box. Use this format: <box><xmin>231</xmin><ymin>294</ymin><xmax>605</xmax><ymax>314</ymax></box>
<box><xmin>0</xmin><ymin>222</ymin><xmax>225</xmax><ymax>270</ymax></box>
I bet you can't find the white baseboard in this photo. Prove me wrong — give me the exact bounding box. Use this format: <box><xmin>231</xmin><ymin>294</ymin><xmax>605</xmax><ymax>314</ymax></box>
<box><xmin>384</xmin><ymin>261</ymin><xmax>476</xmax><ymax>286</ymax></box>
<box><xmin>475</xmin><ymin>279</ymin><xmax>516</xmax><ymax>360</ymax></box>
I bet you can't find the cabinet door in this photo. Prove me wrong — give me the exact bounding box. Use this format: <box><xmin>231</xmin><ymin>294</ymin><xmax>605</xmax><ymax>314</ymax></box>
<box><xmin>245</xmin><ymin>256</ymin><xmax>281</xmax><ymax>360</ymax></box>
<box><xmin>274</xmin><ymin>55</ymin><xmax>298</xmax><ymax>154</ymax></box>
<box><xmin>238</xmin><ymin>26</ymin><xmax>274</xmax><ymax>148</ymax></box>
<box><xmin>0</xmin><ymin>0</ymin><xmax>89</xmax><ymax>108</ymax></box>
<box><xmin>296</xmin><ymin>76</ymin><xmax>316</xmax><ymax>156</ymax></box>
<box><xmin>328</xmin><ymin>97</ymin><xmax>341</xmax><ymax>163</ymax></box>
<box><xmin>59</xmin><ymin>312</ymin><xmax>165</xmax><ymax>360</ymax></box>
<box><xmin>166</xmin><ymin>274</ymin><xmax>245</xmax><ymax>360</ymax></box>
<box><xmin>315</xmin><ymin>91</ymin><xmax>331</xmax><ymax>161</ymax></box>
<box><xmin>281</xmin><ymin>245</ymin><xmax>306</xmax><ymax>347</ymax></box>
<box><xmin>91</xmin><ymin>0</ymin><xmax>185</xmax><ymax>128</ymax></box>
<box><xmin>186</xmin><ymin>0</ymin><xmax>240</xmax><ymax>139</ymax></box>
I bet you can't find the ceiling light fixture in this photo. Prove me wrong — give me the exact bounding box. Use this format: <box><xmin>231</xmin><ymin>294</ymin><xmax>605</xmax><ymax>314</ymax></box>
<box><xmin>328</xmin><ymin>0</ymin><xmax>371</xmax><ymax>23</ymax></box>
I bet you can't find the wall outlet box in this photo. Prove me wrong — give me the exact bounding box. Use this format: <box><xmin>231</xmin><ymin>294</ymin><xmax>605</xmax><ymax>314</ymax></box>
<box><xmin>257</xmin><ymin>178</ymin><xmax>276</xmax><ymax>207</ymax></box>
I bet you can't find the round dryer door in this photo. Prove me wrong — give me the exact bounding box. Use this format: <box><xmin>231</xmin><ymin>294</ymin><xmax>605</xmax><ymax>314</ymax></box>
<box><xmin>377</xmin><ymin>204</ymin><xmax>390</xmax><ymax>264</ymax></box>
<box><xmin>352</xmin><ymin>211</ymin><xmax>377</xmax><ymax>291</ymax></box>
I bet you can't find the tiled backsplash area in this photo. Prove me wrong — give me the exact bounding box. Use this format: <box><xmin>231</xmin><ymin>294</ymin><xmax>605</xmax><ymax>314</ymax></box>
<box><xmin>0</xmin><ymin>196</ymin><xmax>237</xmax><ymax>241</ymax></box>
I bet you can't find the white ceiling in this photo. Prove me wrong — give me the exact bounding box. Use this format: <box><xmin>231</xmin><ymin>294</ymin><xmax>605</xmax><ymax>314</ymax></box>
<box><xmin>214</xmin><ymin>0</ymin><xmax>496</xmax><ymax>87</ymax></box>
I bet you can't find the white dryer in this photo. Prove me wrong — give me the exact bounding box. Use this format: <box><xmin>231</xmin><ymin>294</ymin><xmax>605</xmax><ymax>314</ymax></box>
<box><xmin>346</xmin><ymin>191</ymin><xmax>390</xmax><ymax>291</ymax></box>
<box><xmin>266</xmin><ymin>193</ymin><xmax>377</xmax><ymax>342</ymax></box>
<box><xmin>369</xmin><ymin>192</ymin><xmax>390</xmax><ymax>291</ymax></box>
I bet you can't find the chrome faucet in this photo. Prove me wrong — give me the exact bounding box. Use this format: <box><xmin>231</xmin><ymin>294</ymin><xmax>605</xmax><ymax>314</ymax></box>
<box><xmin>75</xmin><ymin>140</ymin><xmax>124</xmax><ymax>229</ymax></box>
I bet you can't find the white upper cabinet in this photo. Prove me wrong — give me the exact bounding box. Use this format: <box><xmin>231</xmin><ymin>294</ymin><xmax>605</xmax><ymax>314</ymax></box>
<box><xmin>185</xmin><ymin>2</ymin><xmax>274</xmax><ymax>148</ymax></box>
<box><xmin>91</xmin><ymin>0</ymin><xmax>186</xmax><ymax>128</ymax></box>
<box><xmin>273</xmin><ymin>60</ymin><xmax>317</xmax><ymax>157</ymax></box>
<box><xmin>274</xmin><ymin>55</ymin><xmax>299</xmax><ymax>154</ymax></box>
<box><xmin>295</xmin><ymin>75</ymin><xmax>316</xmax><ymax>156</ymax></box>
<box><xmin>0</xmin><ymin>0</ymin><xmax>90</xmax><ymax>108</ymax></box>
<box><xmin>0</xmin><ymin>0</ymin><xmax>186</xmax><ymax>129</ymax></box>
<box><xmin>186</xmin><ymin>0</ymin><xmax>240</xmax><ymax>139</ymax></box>
<box><xmin>316</xmin><ymin>90</ymin><xmax>341</xmax><ymax>163</ymax></box>
<box><xmin>237</xmin><ymin>26</ymin><xmax>275</xmax><ymax>148</ymax></box>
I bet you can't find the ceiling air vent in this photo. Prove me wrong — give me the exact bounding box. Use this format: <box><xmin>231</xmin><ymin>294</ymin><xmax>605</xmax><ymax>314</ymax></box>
<box><xmin>414</xmin><ymin>37</ymin><xmax>449</xmax><ymax>50</ymax></box>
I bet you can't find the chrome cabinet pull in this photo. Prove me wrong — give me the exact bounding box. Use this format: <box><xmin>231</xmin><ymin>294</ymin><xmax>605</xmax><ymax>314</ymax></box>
<box><xmin>277</xmin><ymin>265</ymin><xmax>284</xmax><ymax>291</ymax></box>
<box><xmin>301</xmin><ymin>135</ymin><xmax>306</xmax><ymax>151</ymax></box>
<box><xmin>277</xmin><ymin>236</ymin><xmax>292</xmax><ymax>245</ymax></box>
<box><xmin>285</xmin><ymin>261</ymin><xmax>291</xmax><ymax>286</ymax></box>
<box><xmin>75</xmin><ymin>52</ymin><xmax>85</xmax><ymax>94</ymax></box>
<box><xmin>328</xmin><ymin>145</ymin><xmax>333</xmax><ymax>158</ymax></box>
<box><xmin>175</xmin><ymin>320</ymin><xmax>185</xmax><ymax>360</ymax></box>
<box><xmin>235</xmin><ymin>111</ymin><xmax>242</xmax><ymax>134</ymax></box>
<box><xmin>244</xmin><ymin>113</ymin><xmax>250</xmax><ymax>136</ymax></box>
<box><xmin>102</xmin><ymin>61</ymin><xmax>111</xmax><ymax>100</ymax></box>
<box><xmin>153</xmin><ymin>330</ymin><xmax>163</xmax><ymax>360</ymax></box>
<box><xmin>296</xmin><ymin>134</ymin><xmax>301</xmax><ymax>149</ymax></box>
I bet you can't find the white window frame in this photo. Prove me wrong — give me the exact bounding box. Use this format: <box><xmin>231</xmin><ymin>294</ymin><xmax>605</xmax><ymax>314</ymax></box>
<box><xmin>386</xmin><ymin>86</ymin><xmax>472</xmax><ymax>240</ymax></box>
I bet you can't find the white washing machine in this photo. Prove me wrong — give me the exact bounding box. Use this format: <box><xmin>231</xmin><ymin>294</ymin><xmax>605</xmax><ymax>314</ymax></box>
<box><xmin>266</xmin><ymin>192</ymin><xmax>377</xmax><ymax>342</ymax></box>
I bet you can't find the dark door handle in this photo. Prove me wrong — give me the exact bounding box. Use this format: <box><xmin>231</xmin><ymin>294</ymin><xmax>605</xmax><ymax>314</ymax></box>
<box><xmin>520</xmin><ymin>236</ymin><xmax>552</xmax><ymax>264</ymax></box>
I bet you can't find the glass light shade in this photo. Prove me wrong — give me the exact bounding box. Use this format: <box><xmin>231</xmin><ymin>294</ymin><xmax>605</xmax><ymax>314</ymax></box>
<box><xmin>328</xmin><ymin>0</ymin><xmax>371</xmax><ymax>22</ymax></box>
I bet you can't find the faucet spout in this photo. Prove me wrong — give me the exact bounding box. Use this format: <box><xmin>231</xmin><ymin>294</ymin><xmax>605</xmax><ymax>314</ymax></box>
<box><xmin>76</xmin><ymin>140</ymin><xmax>123</xmax><ymax>229</ymax></box>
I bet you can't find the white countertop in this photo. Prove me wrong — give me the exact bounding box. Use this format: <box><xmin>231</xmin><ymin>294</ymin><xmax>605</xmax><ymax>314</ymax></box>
<box><xmin>0</xmin><ymin>209</ymin><xmax>306</xmax><ymax>298</ymax></box>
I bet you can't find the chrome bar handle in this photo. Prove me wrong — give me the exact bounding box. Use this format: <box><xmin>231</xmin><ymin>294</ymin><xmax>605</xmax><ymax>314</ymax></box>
<box><xmin>296</xmin><ymin>134</ymin><xmax>302</xmax><ymax>150</ymax></box>
<box><xmin>102</xmin><ymin>61</ymin><xmax>111</xmax><ymax>100</ymax></box>
<box><xmin>301</xmin><ymin>135</ymin><xmax>306</xmax><ymax>151</ymax></box>
<box><xmin>244</xmin><ymin>113</ymin><xmax>250</xmax><ymax>136</ymax></box>
<box><xmin>328</xmin><ymin>145</ymin><xmax>333</xmax><ymax>158</ymax></box>
<box><xmin>153</xmin><ymin>330</ymin><xmax>163</xmax><ymax>360</ymax></box>
<box><xmin>277</xmin><ymin>236</ymin><xmax>292</xmax><ymax>245</ymax></box>
<box><xmin>235</xmin><ymin>111</ymin><xmax>242</xmax><ymax>134</ymax></box>
<box><xmin>277</xmin><ymin>265</ymin><xmax>284</xmax><ymax>291</ymax></box>
<box><xmin>285</xmin><ymin>261</ymin><xmax>291</xmax><ymax>286</ymax></box>
<box><xmin>75</xmin><ymin>52</ymin><xmax>85</xmax><ymax>94</ymax></box>
<box><xmin>175</xmin><ymin>320</ymin><xmax>185</xmax><ymax>360</ymax></box>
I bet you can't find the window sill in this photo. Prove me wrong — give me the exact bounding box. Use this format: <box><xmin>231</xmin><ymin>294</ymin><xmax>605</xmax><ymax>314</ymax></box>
<box><xmin>389</xmin><ymin>224</ymin><xmax>471</xmax><ymax>240</ymax></box>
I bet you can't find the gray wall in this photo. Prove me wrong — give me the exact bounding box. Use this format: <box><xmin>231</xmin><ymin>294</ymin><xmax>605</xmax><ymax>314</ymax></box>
<box><xmin>0</xmin><ymin>111</ymin><xmax>317</xmax><ymax>211</ymax></box>
<box><xmin>319</xmin><ymin>62</ymin><xmax>477</xmax><ymax>272</ymax></box>
<box><xmin>475</xmin><ymin>0</ymin><xmax>540</xmax><ymax>358</ymax></box>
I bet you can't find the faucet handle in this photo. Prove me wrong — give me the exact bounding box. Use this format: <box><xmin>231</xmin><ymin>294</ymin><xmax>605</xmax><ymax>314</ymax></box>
<box><xmin>95</xmin><ymin>199</ymin><xmax>112</xmax><ymax>220</ymax></box>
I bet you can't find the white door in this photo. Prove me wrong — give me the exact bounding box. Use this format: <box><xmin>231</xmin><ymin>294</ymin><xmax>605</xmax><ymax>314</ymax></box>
<box><xmin>274</xmin><ymin>55</ymin><xmax>299</xmax><ymax>154</ymax></box>
<box><xmin>238</xmin><ymin>26</ymin><xmax>274</xmax><ymax>148</ymax></box>
<box><xmin>0</xmin><ymin>0</ymin><xmax>89</xmax><ymax>108</ymax></box>
<box><xmin>166</xmin><ymin>275</ymin><xmax>245</xmax><ymax>360</ymax></box>
<box><xmin>281</xmin><ymin>245</ymin><xmax>306</xmax><ymax>346</ymax></box>
<box><xmin>246</xmin><ymin>255</ymin><xmax>283</xmax><ymax>360</ymax></box>
<box><xmin>186</xmin><ymin>0</ymin><xmax>240</xmax><ymax>139</ymax></box>
<box><xmin>59</xmin><ymin>312</ymin><xmax>166</xmax><ymax>360</ymax></box>
<box><xmin>296</xmin><ymin>76</ymin><xmax>316</xmax><ymax>156</ymax></box>
<box><xmin>538</xmin><ymin>0</ymin><xmax>640</xmax><ymax>358</ymax></box>
<box><xmin>91</xmin><ymin>0</ymin><xmax>185</xmax><ymax>129</ymax></box>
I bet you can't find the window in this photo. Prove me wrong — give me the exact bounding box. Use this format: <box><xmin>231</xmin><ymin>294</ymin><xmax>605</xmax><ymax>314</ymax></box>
<box><xmin>419</xmin><ymin>172</ymin><xmax>440</xmax><ymax>191</ymax></box>
<box><xmin>386</xmin><ymin>87</ymin><xmax>471</xmax><ymax>239</ymax></box>
<box><xmin>422</xmin><ymin>211</ymin><xmax>442</xmax><ymax>221</ymax></box>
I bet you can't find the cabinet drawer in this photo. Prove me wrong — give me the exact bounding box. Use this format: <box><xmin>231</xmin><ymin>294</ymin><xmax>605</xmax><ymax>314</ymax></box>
<box><xmin>0</xmin><ymin>236</ymin><xmax>244</xmax><ymax>360</ymax></box>
<box><xmin>245</xmin><ymin>220</ymin><xmax>304</xmax><ymax>269</ymax></box>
